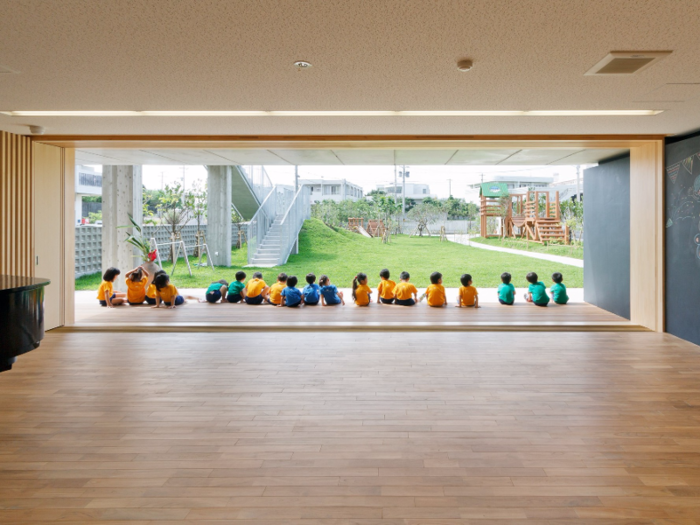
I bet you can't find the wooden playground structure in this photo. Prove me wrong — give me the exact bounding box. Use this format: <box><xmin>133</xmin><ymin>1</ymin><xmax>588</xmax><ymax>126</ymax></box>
<box><xmin>480</xmin><ymin>183</ymin><xmax>569</xmax><ymax>244</ymax></box>
<box><xmin>348</xmin><ymin>217</ymin><xmax>387</xmax><ymax>238</ymax></box>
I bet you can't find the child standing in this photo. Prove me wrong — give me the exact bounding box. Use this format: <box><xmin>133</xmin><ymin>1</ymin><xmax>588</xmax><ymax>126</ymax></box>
<box><xmin>498</xmin><ymin>272</ymin><xmax>515</xmax><ymax>305</ymax></box>
<box><xmin>393</xmin><ymin>271</ymin><xmax>418</xmax><ymax>306</ymax></box>
<box><xmin>280</xmin><ymin>275</ymin><xmax>304</xmax><ymax>307</ymax></box>
<box><xmin>425</xmin><ymin>271</ymin><xmax>447</xmax><ymax>307</ymax></box>
<box><xmin>227</xmin><ymin>271</ymin><xmax>247</xmax><ymax>303</ymax></box>
<box><xmin>376</xmin><ymin>268</ymin><xmax>396</xmax><ymax>304</ymax></box>
<box><xmin>302</xmin><ymin>273</ymin><xmax>321</xmax><ymax>305</ymax></box>
<box><xmin>152</xmin><ymin>273</ymin><xmax>184</xmax><ymax>308</ymax></box>
<box><xmin>352</xmin><ymin>273</ymin><xmax>372</xmax><ymax>306</ymax></box>
<box><xmin>549</xmin><ymin>272</ymin><xmax>569</xmax><ymax>305</ymax></box>
<box><xmin>125</xmin><ymin>266</ymin><xmax>149</xmax><ymax>305</ymax></box>
<box><xmin>457</xmin><ymin>273</ymin><xmax>480</xmax><ymax>308</ymax></box>
<box><xmin>267</xmin><ymin>273</ymin><xmax>288</xmax><ymax>306</ymax></box>
<box><xmin>205</xmin><ymin>279</ymin><xmax>228</xmax><ymax>303</ymax></box>
<box><xmin>525</xmin><ymin>272</ymin><xmax>550</xmax><ymax>307</ymax></box>
<box><xmin>97</xmin><ymin>267</ymin><xmax>127</xmax><ymax>307</ymax></box>
<box><xmin>245</xmin><ymin>272</ymin><xmax>269</xmax><ymax>305</ymax></box>
<box><xmin>319</xmin><ymin>275</ymin><xmax>345</xmax><ymax>306</ymax></box>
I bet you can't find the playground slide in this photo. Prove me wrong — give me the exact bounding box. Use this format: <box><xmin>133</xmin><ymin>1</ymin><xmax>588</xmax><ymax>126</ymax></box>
<box><xmin>357</xmin><ymin>225</ymin><xmax>373</xmax><ymax>238</ymax></box>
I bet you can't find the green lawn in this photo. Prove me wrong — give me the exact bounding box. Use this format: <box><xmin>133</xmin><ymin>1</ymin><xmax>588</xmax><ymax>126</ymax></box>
<box><xmin>76</xmin><ymin>219</ymin><xmax>583</xmax><ymax>290</ymax></box>
<box><xmin>469</xmin><ymin>236</ymin><xmax>584</xmax><ymax>260</ymax></box>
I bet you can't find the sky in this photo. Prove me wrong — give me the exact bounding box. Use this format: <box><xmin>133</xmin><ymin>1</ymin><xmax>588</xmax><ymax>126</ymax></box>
<box><xmin>88</xmin><ymin>164</ymin><xmax>585</xmax><ymax>203</ymax></box>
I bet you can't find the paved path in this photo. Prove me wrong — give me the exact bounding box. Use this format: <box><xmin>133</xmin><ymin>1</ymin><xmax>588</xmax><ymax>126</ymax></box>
<box><xmin>447</xmin><ymin>234</ymin><xmax>584</xmax><ymax>268</ymax></box>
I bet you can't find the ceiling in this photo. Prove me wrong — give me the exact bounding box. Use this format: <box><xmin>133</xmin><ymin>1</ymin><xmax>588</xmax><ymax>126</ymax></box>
<box><xmin>74</xmin><ymin>147</ymin><xmax>628</xmax><ymax>166</ymax></box>
<box><xmin>2</xmin><ymin>0</ymin><xmax>700</xmax><ymax>137</ymax></box>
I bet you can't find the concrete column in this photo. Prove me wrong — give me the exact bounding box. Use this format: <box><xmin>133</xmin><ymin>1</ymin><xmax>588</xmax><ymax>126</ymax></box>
<box><xmin>207</xmin><ymin>166</ymin><xmax>232</xmax><ymax>267</ymax></box>
<box><xmin>102</xmin><ymin>166</ymin><xmax>143</xmax><ymax>292</ymax></box>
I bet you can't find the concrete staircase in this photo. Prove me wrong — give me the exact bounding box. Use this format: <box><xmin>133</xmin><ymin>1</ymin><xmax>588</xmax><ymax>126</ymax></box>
<box><xmin>249</xmin><ymin>217</ymin><xmax>284</xmax><ymax>266</ymax></box>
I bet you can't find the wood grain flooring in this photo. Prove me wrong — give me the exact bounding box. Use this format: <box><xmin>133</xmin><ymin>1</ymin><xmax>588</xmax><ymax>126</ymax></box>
<box><xmin>1</xmin><ymin>331</ymin><xmax>700</xmax><ymax>523</ymax></box>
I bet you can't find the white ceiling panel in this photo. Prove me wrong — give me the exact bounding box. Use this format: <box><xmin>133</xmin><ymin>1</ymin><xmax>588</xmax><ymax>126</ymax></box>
<box><xmin>447</xmin><ymin>149</ymin><xmax>521</xmax><ymax>165</ymax></box>
<box><xmin>395</xmin><ymin>150</ymin><xmax>458</xmax><ymax>165</ymax></box>
<box><xmin>268</xmin><ymin>149</ymin><xmax>343</xmax><ymax>165</ymax></box>
<box><xmin>199</xmin><ymin>149</ymin><xmax>291</xmax><ymax>165</ymax></box>
<box><xmin>331</xmin><ymin>149</ymin><xmax>395</xmax><ymax>165</ymax></box>
<box><xmin>548</xmin><ymin>148</ymin><xmax>629</xmax><ymax>165</ymax></box>
<box><xmin>143</xmin><ymin>149</ymin><xmax>235</xmax><ymax>164</ymax></box>
<box><xmin>498</xmin><ymin>149</ymin><xmax>585</xmax><ymax>165</ymax></box>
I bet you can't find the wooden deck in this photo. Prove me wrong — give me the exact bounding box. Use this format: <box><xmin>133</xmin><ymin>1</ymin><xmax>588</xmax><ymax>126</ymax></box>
<box><xmin>1</xmin><ymin>330</ymin><xmax>700</xmax><ymax>523</ymax></box>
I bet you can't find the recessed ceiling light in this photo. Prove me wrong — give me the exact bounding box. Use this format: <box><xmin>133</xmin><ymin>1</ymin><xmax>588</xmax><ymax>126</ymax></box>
<box><xmin>294</xmin><ymin>60</ymin><xmax>312</xmax><ymax>70</ymax></box>
<box><xmin>457</xmin><ymin>59</ymin><xmax>473</xmax><ymax>72</ymax></box>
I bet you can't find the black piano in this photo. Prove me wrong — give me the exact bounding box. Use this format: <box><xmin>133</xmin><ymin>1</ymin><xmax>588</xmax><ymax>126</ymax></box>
<box><xmin>0</xmin><ymin>275</ymin><xmax>50</xmax><ymax>372</ymax></box>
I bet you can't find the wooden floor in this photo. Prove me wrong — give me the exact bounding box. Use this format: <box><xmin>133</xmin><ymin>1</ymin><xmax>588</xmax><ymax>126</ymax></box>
<box><xmin>74</xmin><ymin>297</ymin><xmax>640</xmax><ymax>332</ymax></box>
<box><xmin>1</xmin><ymin>330</ymin><xmax>700</xmax><ymax>523</ymax></box>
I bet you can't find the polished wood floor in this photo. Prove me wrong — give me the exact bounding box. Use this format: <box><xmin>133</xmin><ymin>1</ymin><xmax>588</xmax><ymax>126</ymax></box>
<box><xmin>1</xmin><ymin>331</ymin><xmax>700</xmax><ymax>523</ymax></box>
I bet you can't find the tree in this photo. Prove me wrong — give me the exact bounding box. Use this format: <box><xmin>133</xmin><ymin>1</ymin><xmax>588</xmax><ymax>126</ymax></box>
<box><xmin>231</xmin><ymin>209</ymin><xmax>246</xmax><ymax>249</ymax></box>
<box><xmin>156</xmin><ymin>183</ymin><xmax>190</xmax><ymax>262</ymax></box>
<box><xmin>407</xmin><ymin>202</ymin><xmax>443</xmax><ymax>236</ymax></box>
<box><xmin>185</xmin><ymin>182</ymin><xmax>207</xmax><ymax>235</ymax></box>
<box><xmin>560</xmin><ymin>199</ymin><xmax>584</xmax><ymax>243</ymax></box>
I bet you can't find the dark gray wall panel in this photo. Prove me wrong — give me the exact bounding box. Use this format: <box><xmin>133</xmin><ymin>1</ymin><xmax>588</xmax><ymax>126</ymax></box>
<box><xmin>584</xmin><ymin>156</ymin><xmax>631</xmax><ymax>319</ymax></box>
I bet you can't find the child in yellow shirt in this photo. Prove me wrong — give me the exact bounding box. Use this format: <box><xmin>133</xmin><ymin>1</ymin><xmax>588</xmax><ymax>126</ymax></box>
<box><xmin>124</xmin><ymin>266</ymin><xmax>150</xmax><ymax>305</ymax></box>
<box><xmin>267</xmin><ymin>272</ymin><xmax>288</xmax><ymax>306</ymax></box>
<box><xmin>393</xmin><ymin>271</ymin><xmax>418</xmax><ymax>306</ymax></box>
<box><xmin>425</xmin><ymin>271</ymin><xmax>447</xmax><ymax>307</ymax></box>
<box><xmin>145</xmin><ymin>270</ymin><xmax>166</xmax><ymax>305</ymax></box>
<box><xmin>352</xmin><ymin>273</ymin><xmax>372</xmax><ymax>306</ymax></box>
<box><xmin>376</xmin><ymin>268</ymin><xmax>396</xmax><ymax>304</ymax></box>
<box><xmin>152</xmin><ymin>273</ymin><xmax>184</xmax><ymax>308</ymax></box>
<box><xmin>457</xmin><ymin>273</ymin><xmax>480</xmax><ymax>308</ymax></box>
<box><xmin>97</xmin><ymin>267</ymin><xmax>127</xmax><ymax>307</ymax></box>
<box><xmin>245</xmin><ymin>272</ymin><xmax>269</xmax><ymax>305</ymax></box>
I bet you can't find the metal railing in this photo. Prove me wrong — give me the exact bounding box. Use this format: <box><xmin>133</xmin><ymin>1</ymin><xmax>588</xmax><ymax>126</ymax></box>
<box><xmin>277</xmin><ymin>186</ymin><xmax>311</xmax><ymax>265</ymax></box>
<box><xmin>241</xmin><ymin>165</ymin><xmax>273</xmax><ymax>204</ymax></box>
<box><xmin>246</xmin><ymin>185</ymin><xmax>295</xmax><ymax>265</ymax></box>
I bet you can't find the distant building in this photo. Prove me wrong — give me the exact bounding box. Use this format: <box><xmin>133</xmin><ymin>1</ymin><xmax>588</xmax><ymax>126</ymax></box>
<box><xmin>467</xmin><ymin>174</ymin><xmax>554</xmax><ymax>191</ymax></box>
<box><xmin>75</xmin><ymin>165</ymin><xmax>102</xmax><ymax>225</ymax></box>
<box><xmin>375</xmin><ymin>182</ymin><xmax>437</xmax><ymax>201</ymax></box>
<box><xmin>301</xmin><ymin>179</ymin><xmax>364</xmax><ymax>204</ymax></box>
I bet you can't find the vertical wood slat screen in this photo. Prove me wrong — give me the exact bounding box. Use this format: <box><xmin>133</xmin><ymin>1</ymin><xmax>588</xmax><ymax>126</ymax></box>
<box><xmin>0</xmin><ymin>130</ymin><xmax>34</xmax><ymax>277</ymax></box>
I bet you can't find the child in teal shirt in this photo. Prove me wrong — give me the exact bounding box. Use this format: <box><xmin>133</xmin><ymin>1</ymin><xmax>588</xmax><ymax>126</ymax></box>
<box><xmin>549</xmin><ymin>272</ymin><xmax>569</xmax><ymax>305</ymax></box>
<box><xmin>227</xmin><ymin>271</ymin><xmax>247</xmax><ymax>303</ymax></box>
<box><xmin>205</xmin><ymin>279</ymin><xmax>228</xmax><ymax>303</ymax></box>
<box><xmin>524</xmin><ymin>272</ymin><xmax>550</xmax><ymax>307</ymax></box>
<box><xmin>497</xmin><ymin>272</ymin><xmax>515</xmax><ymax>305</ymax></box>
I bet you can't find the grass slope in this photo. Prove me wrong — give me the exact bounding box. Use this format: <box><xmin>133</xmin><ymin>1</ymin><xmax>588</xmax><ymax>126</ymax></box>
<box><xmin>76</xmin><ymin>219</ymin><xmax>583</xmax><ymax>290</ymax></box>
<box><xmin>469</xmin><ymin>236</ymin><xmax>584</xmax><ymax>260</ymax></box>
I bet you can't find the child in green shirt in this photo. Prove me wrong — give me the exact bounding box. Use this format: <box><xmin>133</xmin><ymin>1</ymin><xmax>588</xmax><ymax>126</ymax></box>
<box><xmin>497</xmin><ymin>272</ymin><xmax>515</xmax><ymax>305</ymax></box>
<box><xmin>227</xmin><ymin>271</ymin><xmax>247</xmax><ymax>303</ymax></box>
<box><xmin>549</xmin><ymin>272</ymin><xmax>569</xmax><ymax>305</ymax></box>
<box><xmin>524</xmin><ymin>272</ymin><xmax>550</xmax><ymax>307</ymax></box>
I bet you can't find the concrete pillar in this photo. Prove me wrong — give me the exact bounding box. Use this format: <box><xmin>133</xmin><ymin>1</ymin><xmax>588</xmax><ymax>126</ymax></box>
<box><xmin>102</xmin><ymin>166</ymin><xmax>143</xmax><ymax>292</ymax></box>
<box><xmin>207</xmin><ymin>166</ymin><xmax>232</xmax><ymax>267</ymax></box>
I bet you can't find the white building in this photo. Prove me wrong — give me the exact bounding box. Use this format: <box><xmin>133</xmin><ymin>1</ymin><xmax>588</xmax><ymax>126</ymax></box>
<box><xmin>301</xmin><ymin>179</ymin><xmax>364</xmax><ymax>204</ymax></box>
<box><xmin>375</xmin><ymin>182</ymin><xmax>437</xmax><ymax>201</ymax></box>
<box><xmin>75</xmin><ymin>165</ymin><xmax>102</xmax><ymax>225</ymax></box>
<box><xmin>467</xmin><ymin>174</ymin><xmax>554</xmax><ymax>191</ymax></box>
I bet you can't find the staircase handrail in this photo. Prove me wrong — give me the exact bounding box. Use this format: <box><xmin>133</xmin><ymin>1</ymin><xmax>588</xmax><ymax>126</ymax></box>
<box><xmin>246</xmin><ymin>186</ymin><xmax>279</xmax><ymax>265</ymax></box>
<box><xmin>241</xmin><ymin>165</ymin><xmax>273</xmax><ymax>204</ymax></box>
<box><xmin>277</xmin><ymin>186</ymin><xmax>311</xmax><ymax>265</ymax></box>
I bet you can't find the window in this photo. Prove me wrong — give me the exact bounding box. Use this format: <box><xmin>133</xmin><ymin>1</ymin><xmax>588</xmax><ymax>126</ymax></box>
<box><xmin>423</xmin><ymin>188</ymin><xmax>427</xmax><ymax>194</ymax></box>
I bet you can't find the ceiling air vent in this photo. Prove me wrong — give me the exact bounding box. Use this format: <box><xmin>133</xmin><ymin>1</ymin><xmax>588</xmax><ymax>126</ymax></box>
<box><xmin>585</xmin><ymin>51</ymin><xmax>672</xmax><ymax>76</ymax></box>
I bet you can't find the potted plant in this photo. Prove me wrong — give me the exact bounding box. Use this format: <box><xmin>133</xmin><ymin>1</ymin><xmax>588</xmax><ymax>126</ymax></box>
<box><xmin>121</xmin><ymin>214</ymin><xmax>160</xmax><ymax>285</ymax></box>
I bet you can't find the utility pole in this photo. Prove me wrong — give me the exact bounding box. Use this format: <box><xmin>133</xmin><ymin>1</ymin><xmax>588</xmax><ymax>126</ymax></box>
<box><xmin>294</xmin><ymin>165</ymin><xmax>299</xmax><ymax>193</ymax></box>
<box><xmin>401</xmin><ymin>165</ymin><xmax>409</xmax><ymax>222</ymax></box>
<box><xmin>182</xmin><ymin>166</ymin><xmax>186</xmax><ymax>192</ymax></box>
<box><xmin>448</xmin><ymin>178</ymin><xmax>452</xmax><ymax>198</ymax></box>
<box><xmin>575</xmin><ymin>165</ymin><xmax>581</xmax><ymax>202</ymax></box>
<box><xmin>394</xmin><ymin>164</ymin><xmax>397</xmax><ymax>201</ymax></box>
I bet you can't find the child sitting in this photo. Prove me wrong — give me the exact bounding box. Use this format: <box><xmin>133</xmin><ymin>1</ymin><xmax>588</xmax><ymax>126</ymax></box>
<box><xmin>425</xmin><ymin>271</ymin><xmax>447</xmax><ymax>307</ymax></box>
<box><xmin>145</xmin><ymin>270</ymin><xmax>166</xmax><ymax>305</ymax></box>
<box><xmin>393</xmin><ymin>271</ymin><xmax>418</xmax><ymax>306</ymax></box>
<box><xmin>457</xmin><ymin>273</ymin><xmax>480</xmax><ymax>308</ymax></box>
<box><xmin>549</xmin><ymin>272</ymin><xmax>569</xmax><ymax>305</ymax></box>
<box><xmin>352</xmin><ymin>273</ymin><xmax>372</xmax><ymax>306</ymax></box>
<box><xmin>280</xmin><ymin>275</ymin><xmax>304</xmax><ymax>307</ymax></box>
<box><xmin>376</xmin><ymin>268</ymin><xmax>396</xmax><ymax>304</ymax></box>
<box><xmin>319</xmin><ymin>275</ymin><xmax>344</xmax><ymax>306</ymax></box>
<box><xmin>152</xmin><ymin>273</ymin><xmax>184</xmax><ymax>308</ymax></box>
<box><xmin>524</xmin><ymin>272</ymin><xmax>550</xmax><ymax>307</ymax></box>
<box><xmin>302</xmin><ymin>273</ymin><xmax>321</xmax><ymax>305</ymax></box>
<box><xmin>227</xmin><ymin>271</ymin><xmax>247</xmax><ymax>303</ymax></box>
<box><xmin>245</xmin><ymin>272</ymin><xmax>269</xmax><ymax>305</ymax></box>
<box><xmin>267</xmin><ymin>273</ymin><xmax>287</xmax><ymax>306</ymax></box>
<box><xmin>125</xmin><ymin>266</ymin><xmax>149</xmax><ymax>305</ymax></box>
<box><xmin>97</xmin><ymin>267</ymin><xmax>127</xmax><ymax>307</ymax></box>
<box><xmin>205</xmin><ymin>279</ymin><xmax>228</xmax><ymax>303</ymax></box>
<box><xmin>498</xmin><ymin>272</ymin><xmax>515</xmax><ymax>305</ymax></box>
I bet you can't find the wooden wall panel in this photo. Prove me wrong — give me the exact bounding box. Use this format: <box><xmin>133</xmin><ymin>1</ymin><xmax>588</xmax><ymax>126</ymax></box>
<box><xmin>0</xmin><ymin>131</ymin><xmax>34</xmax><ymax>277</ymax></box>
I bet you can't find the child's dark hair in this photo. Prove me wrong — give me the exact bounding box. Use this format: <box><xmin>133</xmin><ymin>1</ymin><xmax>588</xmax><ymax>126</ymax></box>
<box><xmin>352</xmin><ymin>272</ymin><xmax>367</xmax><ymax>300</ymax></box>
<box><xmin>253</xmin><ymin>272</ymin><xmax>263</xmax><ymax>279</ymax></box>
<box><xmin>235</xmin><ymin>270</ymin><xmax>246</xmax><ymax>281</ymax></box>
<box><xmin>430</xmin><ymin>271</ymin><xmax>442</xmax><ymax>285</ymax></box>
<box><xmin>287</xmin><ymin>275</ymin><xmax>298</xmax><ymax>287</ymax></box>
<box><xmin>154</xmin><ymin>269</ymin><xmax>167</xmax><ymax>278</ymax></box>
<box><xmin>501</xmin><ymin>272</ymin><xmax>511</xmax><ymax>284</ymax></box>
<box><xmin>400</xmin><ymin>271</ymin><xmax>410</xmax><ymax>280</ymax></box>
<box><xmin>319</xmin><ymin>275</ymin><xmax>329</xmax><ymax>286</ymax></box>
<box><xmin>277</xmin><ymin>272</ymin><xmax>288</xmax><ymax>283</ymax></box>
<box><xmin>103</xmin><ymin>267</ymin><xmax>120</xmax><ymax>282</ymax></box>
<box><xmin>129</xmin><ymin>268</ymin><xmax>143</xmax><ymax>282</ymax></box>
<box><xmin>460</xmin><ymin>273</ymin><xmax>472</xmax><ymax>287</ymax></box>
<box><xmin>552</xmin><ymin>272</ymin><xmax>563</xmax><ymax>284</ymax></box>
<box><xmin>216</xmin><ymin>279</ymin><xmax>228</xmax><ymax>287</ymax></box>
<box><xmin>154</xmin><ymin>272</ymin><xmax>170</xmax><ymax>290</ymax></box>
<box><xmin>306</xmin><ymin>273</ymin><xmax>316</xmax><ymax>284</ymax></box>
<box><xmin>380</xmin><ymin>268</ymin><xmax>390</xmax><ymax>279</ymax></box>
<box><xmin>526</xmin><ymin>272</ymin><xmax>538</xmax><ymax>284</ymax></box>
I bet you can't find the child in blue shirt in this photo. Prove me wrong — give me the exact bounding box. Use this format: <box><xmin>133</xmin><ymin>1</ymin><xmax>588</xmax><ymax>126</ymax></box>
<box><xmin>497</xmin><ymin>272</ymin><xmax>515</xmax><ymax>305</ymax></box>
<box><xmin>549</xmin><ymin>272</ymin><xmax>569</xmax><ymax>305</ymax></box>
<box><xmin>524</xmin><ymin>271</ymin><xmax>550</xmax><ymax>307</ymax></box>
<box><xmin>302</xmin><ymin>273</ymin><xmax>321</xmax><ymax>305</ymax></box>
<box><xmin>319</xmin><ymin>274</ymin><xmax>345</xmax><ymax>306</ymax></box>
<box><xmin>280</xmin><ymin>275</ymin><xmax>303</xmax><ymax>307</ymax></box>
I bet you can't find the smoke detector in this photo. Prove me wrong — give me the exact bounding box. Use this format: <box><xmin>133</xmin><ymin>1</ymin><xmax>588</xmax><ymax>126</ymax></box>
<box><xmin>28</xmin><ymin>125</ymin><xmax>45</xmax><ymax>135</ymax></box>
<box><xmin>585</xmin><ymin>51</ymin><xmax>672</xmax><ymax>76</ymax></box>
<box><xmin>294</xmin><ymin>60</ymin><xmax>312</xmax><ymax>70</ymax></box>
<box><xmin>457</xmin><ymin>59</ymin><xmax>473</xmax><ymax>72</ymax></box>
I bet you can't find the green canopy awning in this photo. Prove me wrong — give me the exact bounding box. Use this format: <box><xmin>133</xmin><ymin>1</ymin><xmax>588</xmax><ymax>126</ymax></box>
<box><xmin>479</xmin><ymin>182</ymin><xmax>509</xmax><ymax>197</ymax></box>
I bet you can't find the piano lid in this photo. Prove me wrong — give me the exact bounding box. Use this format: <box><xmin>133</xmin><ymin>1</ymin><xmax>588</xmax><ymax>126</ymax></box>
<box><xmin>0</xmin><ymin>275</ymin><xmax>51</xmax><ymax>295</ymax></box>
